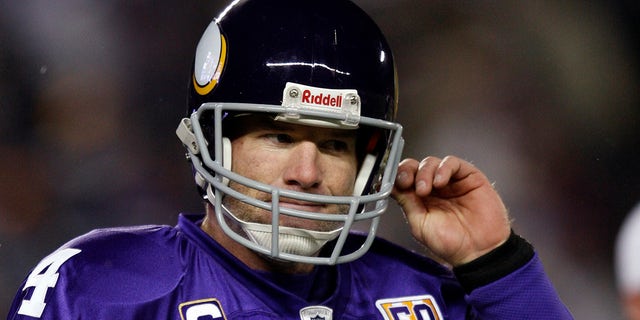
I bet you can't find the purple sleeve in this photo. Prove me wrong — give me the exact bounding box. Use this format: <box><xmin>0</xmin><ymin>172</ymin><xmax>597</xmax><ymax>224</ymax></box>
<box><xmin>7</xmin><ymin>226</ymin><xmax>185</xmax><ymax>320</ymax></box>
<box><xmin>6</xmin><ymin>248</ymin><xmax>81</xmax><ymax>320</ymax></box>
<box><xmin>465</xmin><ymin>253</ymin><xmax>573</xmax><ymax>319</ymax></box>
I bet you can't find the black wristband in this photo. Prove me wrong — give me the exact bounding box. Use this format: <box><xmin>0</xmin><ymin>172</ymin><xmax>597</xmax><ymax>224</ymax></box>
<box><xmin>452</xmin><ymin>230</ymin><xmax>535</xmax><ymax>293</ymax></box>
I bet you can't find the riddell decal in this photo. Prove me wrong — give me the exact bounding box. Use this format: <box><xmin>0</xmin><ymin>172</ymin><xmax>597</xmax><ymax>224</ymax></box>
<box><xmin>375</xmin><ymin>295</ymin><xmax>443</xmax><ymax>320</ymax></box>
<box><xmin>280</xmin><ymin>82</ymin><xmax>361</xmax><ymax>127</ymax></box>
<box><xmin>193</xmin><ymin>21</ymin><xmax>227</xmax><ymax>96</ymax></box>
<box><xmin>301</xmin><ymin>90</ymin><xmax>343</xmax><ymax>108</ymax></box>
<box><xmin>282</xmin><ymin>82</ymin><xmax>360</xmax><ymax>112</ymax></box>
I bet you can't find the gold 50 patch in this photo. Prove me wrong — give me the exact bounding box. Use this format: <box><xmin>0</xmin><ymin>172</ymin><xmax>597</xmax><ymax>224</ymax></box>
<box><xmin>375</xmin><ymin>295</ymin><xmax>443</xmax><ymax>320</ymax></box>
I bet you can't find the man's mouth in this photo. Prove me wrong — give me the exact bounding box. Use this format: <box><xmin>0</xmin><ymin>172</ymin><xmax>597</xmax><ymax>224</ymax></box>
<box><xmin>276</xmin><ymin>200</ymin><xmax>325</xmax><ymax>212</ymax></box>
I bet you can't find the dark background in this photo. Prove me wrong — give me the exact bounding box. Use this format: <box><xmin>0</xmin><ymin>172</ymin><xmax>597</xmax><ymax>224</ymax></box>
<box><xmin>1</xmin><ymin>1</ymin><xmax>638</xmax><ymax>318</ymax></box>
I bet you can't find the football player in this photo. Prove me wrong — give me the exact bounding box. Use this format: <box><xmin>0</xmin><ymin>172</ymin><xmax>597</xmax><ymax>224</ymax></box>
<box><xmin>8</xmin><ymin>0</ymin><xmax>573</xmax><ymax>319</ymax></box>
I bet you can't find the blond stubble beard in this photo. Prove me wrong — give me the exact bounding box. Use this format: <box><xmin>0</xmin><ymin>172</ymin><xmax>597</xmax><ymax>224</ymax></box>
<box><xmin>221</xmin><ymin>182</ymin><xmax>347</xmax><ymax>233</ymax></box>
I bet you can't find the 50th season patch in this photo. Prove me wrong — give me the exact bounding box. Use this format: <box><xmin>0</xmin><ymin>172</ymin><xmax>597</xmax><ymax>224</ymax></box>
<box><xmin>375</xmin><ymin>295</ymin><xmax>443</xmax><ymax>320</ymax></box>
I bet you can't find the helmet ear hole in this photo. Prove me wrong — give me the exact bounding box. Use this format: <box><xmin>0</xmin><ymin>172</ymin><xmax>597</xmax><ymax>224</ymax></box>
<box><xmin>193</xmin><ymin>137</ymin><xmax>231</xmax><ymax>197</ymax></box>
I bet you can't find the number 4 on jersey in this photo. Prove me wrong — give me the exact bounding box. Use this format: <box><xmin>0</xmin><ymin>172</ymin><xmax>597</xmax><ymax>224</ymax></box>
<box><xmin>17</xmin><ymin>248</ymin><xmax>81</xmax><ymax>318</ymax></box>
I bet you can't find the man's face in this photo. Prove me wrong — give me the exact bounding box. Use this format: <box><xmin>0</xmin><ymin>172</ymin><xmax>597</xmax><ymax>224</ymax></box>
<box><xmin>222</xmin><ymin>115</ymin><xmax>359</xmax><ymax>232</ymax></box>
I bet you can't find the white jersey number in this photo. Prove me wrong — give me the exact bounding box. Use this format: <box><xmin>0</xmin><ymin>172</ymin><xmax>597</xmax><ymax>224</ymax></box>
<box><xmin>17</xmin><ymin>248</ymin><xmax>81</xmax><ymax>318</ymax></box>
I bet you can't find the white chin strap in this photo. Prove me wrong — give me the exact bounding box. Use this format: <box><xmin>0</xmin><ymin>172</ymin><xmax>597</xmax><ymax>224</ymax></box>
<box><xmin>232</xmin><ymin>210</ymin><xmax>343</xmax><ymax>257</ymax></box>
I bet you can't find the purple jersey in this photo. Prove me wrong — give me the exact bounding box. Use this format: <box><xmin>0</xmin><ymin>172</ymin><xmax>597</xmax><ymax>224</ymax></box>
<box><xmin>7</xmin><ymin>214</ymin><xmax>572</xmax><ymax>319</ymax></box>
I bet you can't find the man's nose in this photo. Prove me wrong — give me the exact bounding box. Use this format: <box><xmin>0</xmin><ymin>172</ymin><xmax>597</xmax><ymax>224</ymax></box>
<box><xmin>282</xmin><ymin>141</ymin><xmax>322</xmax><ymax>190</ymax></box>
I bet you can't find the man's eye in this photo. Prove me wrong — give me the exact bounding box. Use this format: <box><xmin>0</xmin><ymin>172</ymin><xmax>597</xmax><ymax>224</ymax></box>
<box><xmin>266</xmin><ymin>133</ymin><xmax>293</xmax><ymax>144</ymax></box>
<box><xmin>321</xmin><ymin>140</ymin><xmax>350</xmax><ymax>153</ymax></box>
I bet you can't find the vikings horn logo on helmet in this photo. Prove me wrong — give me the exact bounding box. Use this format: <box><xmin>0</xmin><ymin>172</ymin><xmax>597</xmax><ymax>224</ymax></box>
<box><xmin>193</xmin><ymin>21</ymin><xmax>227</xmax><ymax>96</ymax></box>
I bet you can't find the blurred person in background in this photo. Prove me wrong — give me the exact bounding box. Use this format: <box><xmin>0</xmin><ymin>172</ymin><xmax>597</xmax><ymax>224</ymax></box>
<box><xmin>616</xmin><ymin>202</ymin><xmax>640</xmax><ymax>320</ymax></box>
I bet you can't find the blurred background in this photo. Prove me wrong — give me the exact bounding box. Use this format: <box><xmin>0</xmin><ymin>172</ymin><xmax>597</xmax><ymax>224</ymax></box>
<box><xmin>1</xmin><ymin>1</ymin><xmax>638</xmax><ymax>318</ymax></box>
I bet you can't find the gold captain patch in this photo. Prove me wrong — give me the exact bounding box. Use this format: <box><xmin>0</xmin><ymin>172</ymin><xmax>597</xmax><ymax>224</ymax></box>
<box><xmin>178</xmin><ymin>298</ymin><xmax>227</xmax><ymax>320</ymax></box>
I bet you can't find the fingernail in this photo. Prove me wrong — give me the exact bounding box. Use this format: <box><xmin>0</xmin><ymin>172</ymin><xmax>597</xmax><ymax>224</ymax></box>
<box><xmin>396</xmin><ymin>171</ymin><xmax>407</xmax><ymax>183</ymax></box>
<box><xmin>416</xmin><ymin>180</ymin><xmax>427</xmax><ymax>193</ymax></box>
<box><xmin>433</xmin><ymin>174</ymin><xmax>443</xmax><ymax>185</ymax></box>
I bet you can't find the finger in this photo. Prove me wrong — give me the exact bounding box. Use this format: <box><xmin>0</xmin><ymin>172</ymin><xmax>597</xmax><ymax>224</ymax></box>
<box><xmin>434</xmin><ymin>156</ymin><xmax>487</xmax><ymax>198</ymax></box>
<box><xmin>434</xmin><ymin>156</ymin><xmax>479</xmax><ymax>186</ymax></box>
<box><xmin>432</xmin><ymin>156</ymin><xmax>463</xmax><ymax>188</ymax></box>
<box><xmin>414</xmin><ymin>156</ymin><xmax>442</xmax><ymax>196</ymax></box>
<box><xmin>394</xmin><ymin>158</ymin><xmax>419</xmax><ymax>190</ymax></box>
<box><xmin>392</xmin><ymin>158</ymin><xmax>424</xmax><ymax>211</ymax></box>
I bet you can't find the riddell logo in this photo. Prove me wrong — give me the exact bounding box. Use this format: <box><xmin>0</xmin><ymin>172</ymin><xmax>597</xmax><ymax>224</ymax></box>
<box><xmin>301</xmin><ymin>89</ymin><xmax>342</xmax><ymax>107</ymax></box>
